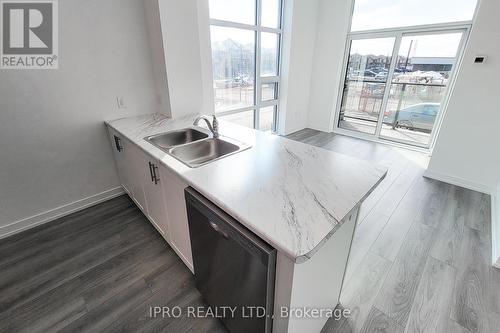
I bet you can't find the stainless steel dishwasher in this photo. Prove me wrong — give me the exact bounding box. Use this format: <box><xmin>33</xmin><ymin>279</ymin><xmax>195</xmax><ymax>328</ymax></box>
<box><xmin>185</xmin><ymin>187</ymin><xmax>276</xmax><ymax>333</ymax></box>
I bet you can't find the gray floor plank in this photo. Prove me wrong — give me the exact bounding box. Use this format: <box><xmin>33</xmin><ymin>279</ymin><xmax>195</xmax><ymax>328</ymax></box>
<box><xmin>429</xmin><ymin>186</ymin><xmax>468</xmax><ymax>267</ymax></box>
<box><xmin>466</xmin><ymin>192</ymin><xmax>491</xmax><ymax>234</ymax></box>
<box><xmin>370</xmin><ymin>177</ymin><xmax>433</xmax><ymax>262</ymax></box>
<box><xmin>79</xmin><ymin>238</ymin><xmax>175</xmax><ymax>310</ymax></box>
<box><xmin>490</xmin><ymin>265</ymin><xmax>500</xmax><ymax>315</ymax></box>
<box><xmin>445</xmin><ymin>319</ymin><xmax>473</xmax><ymax>333</ymax></box>
<box><xmin>323</xmin><ymin>252</ymin><xmax>392</xmax><ymax>333</ymax></box>
<box><xmin>358</xmin><ymin>167</ymin><xmax>402</xmax><ymax>223</ymax></box>
<box><xmin>0</xmin><ymin>211</ymin><xmax>150</xmax><ymax>312</ymax></box>
<box><xmin>374</xmin><ymin>222</ymin><xmax>436</xmax><ymax>327</ymax></box>
<box><xmin>345</xmin><ymin>211</ymin><xmax>391</xmax><ymax>281</ymax></box>
<box><xmin>360</xmin><ymin>307</ymin><xmax>404</xmax><ymax>333</ymax></box>
<box><xmin>0</xmin><ymin>195</ymin><xmax>134</xmax><ymax>260</ymax></box>
<box><xmin>0</xmin><ymin>277</ymin><xmax>87</xmax><ymax>333</ymax></box>
<box><xmin>451</xmin><ymin>228</ymin><xmax>491</xmax><ymax>333</ymax></box>
<box><xmin>0</xmin><ymin>205</ymin><xmax>140</xmax><ymax>288</ymax></box>
<box><xmin>59</xmin><ymin>278</ymin><xmax>153</xmax><ymax>333</ymax></box>
<box><xmin>415</xmin><ymin>180</ymin><xmax>451</xmax><ymax>228</ymax></box>
<box><xmin>404</xmin><ymin>257</ymin><xmax>456</xmax><ymax>333</ymax></box>
<box><xmin>371</xmin><ymin>172</ymin><xmax>419</xmax><ymax>218</ymax></box>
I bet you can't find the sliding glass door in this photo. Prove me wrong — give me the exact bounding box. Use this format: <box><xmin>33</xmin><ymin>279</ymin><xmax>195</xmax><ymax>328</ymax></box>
<box><xmin>336</xmin><ymin>29</ymin><xmax>467</xmax><ymax>148</ymax></box>
<box><xmin>339</xmin><ymin>37</ymin><xmax>395</xmax><ymax>135</ymax></box>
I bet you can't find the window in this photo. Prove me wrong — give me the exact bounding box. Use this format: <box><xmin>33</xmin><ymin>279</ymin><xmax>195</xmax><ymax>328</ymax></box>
<box><xmin>351</xmin><ymin>0</ymin><xmax>478</xmax><ymax>32</ymax></box>
<box><xmin>209</xmin><ymin>0</ymin><xmax>282</xmax><ymax>132</ymax></box>
<box><xmin>336</xmin><ymin>0</ymin><xmax>477</xmax><ymax>148</ymax></box>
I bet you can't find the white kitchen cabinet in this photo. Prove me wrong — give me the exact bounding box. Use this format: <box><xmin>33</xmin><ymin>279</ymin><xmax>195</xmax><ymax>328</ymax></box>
<box><xmin>108</xmin><ymin>128</ymin><xmax>132</xmax><ymax>195</ymax></box>
<box><xmin>107</xmin><ymin>127</ymin><xmax>193</xmax><ymax>272</ymax></box>
<box><xmin>107</xmin><ymin>128</ymin><xmax>146</xmax><ymax>212</ymax></box>
<box><xmin>138</xmin><ymin>150</ymin><xmax>170</xmax><ymax>240</ymax></box>
<box><xmin>159</xmin><ymin>165</ymin><xmax>194</xmax><ymax>272</ymax></box>
<box><xmin>127</xmin><ymin>143</ymin><xmax>147</xmax><ymax>212</ymax></box>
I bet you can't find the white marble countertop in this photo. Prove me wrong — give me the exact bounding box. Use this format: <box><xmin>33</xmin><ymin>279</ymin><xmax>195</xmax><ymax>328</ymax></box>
<box><xmin>106</xmin><ymin>113</ymin><xmax>387</xmax><ymax>263</ymax></box>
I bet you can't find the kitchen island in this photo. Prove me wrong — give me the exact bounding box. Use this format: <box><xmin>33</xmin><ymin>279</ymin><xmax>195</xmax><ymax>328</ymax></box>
<box><xmin>106</xmin><ymin>113</ymin><xmax>387</xmax><ymax>332</ymax></box>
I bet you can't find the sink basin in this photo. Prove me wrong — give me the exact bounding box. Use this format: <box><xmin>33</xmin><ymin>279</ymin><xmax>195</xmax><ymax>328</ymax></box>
<box><xmin>145</xmin><ymin>128</ymin><xmax>208</xmax><ymax>149</ymax></box>
<box><xmin>145</xmin><ymin>127</ymin><xmax>250</xmax><ymax>168</ymax></box>
<box><xmin>169</xmin><ymin>137</ymin><xmax>249</xmax><ymax>168</ymax></box>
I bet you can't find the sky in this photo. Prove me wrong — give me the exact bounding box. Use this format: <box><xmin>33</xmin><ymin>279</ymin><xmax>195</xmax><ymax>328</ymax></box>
<box><xmin>351</xmin><ymin>0</ymin><xmax>478</xmax><ymax>31</ymax></box>
<box><xmin>350</xmin><ymin>33</ymin><xmax>463</xmax><ymax>57</ymax></box>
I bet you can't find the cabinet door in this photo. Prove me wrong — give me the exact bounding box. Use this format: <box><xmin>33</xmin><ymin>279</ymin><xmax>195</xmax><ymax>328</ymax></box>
<box><xmin>140</xmin><ymin>155</ymin><xmax>170</xmax><ymax>240</ymax></box>
<box><xmin>127</xmin><ymin>144</ymin><xmax>147</xmax><ymax>212</ymax></box>
<box><xmin>159</xmin><ymin>166</ymin><xmax>194</xmax><ymax>272</ymax></box>
<box><xmin>108</xmin><ymin>128</ymin><xmax>132</xmax><ymax>195</ymax></box>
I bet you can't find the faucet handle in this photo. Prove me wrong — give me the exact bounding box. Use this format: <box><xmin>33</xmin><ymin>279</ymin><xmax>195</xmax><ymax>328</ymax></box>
<box><xmin>212</xmin><ymin>115</ymin><xmax>219</xmax><ymax>138</ymax></box>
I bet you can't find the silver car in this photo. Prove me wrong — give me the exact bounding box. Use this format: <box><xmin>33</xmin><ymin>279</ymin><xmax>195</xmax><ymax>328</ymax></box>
<box><xmin>384</xmin><ymin>103</ymin><xmax>440</xmax><ymax>132</ymax></box>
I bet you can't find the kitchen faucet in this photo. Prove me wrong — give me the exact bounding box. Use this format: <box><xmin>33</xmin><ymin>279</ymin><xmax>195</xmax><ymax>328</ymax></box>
<box><xmin>193</xmin><ymin>115</ymin><xmax>219</xmax><ymax>138</ymax></box>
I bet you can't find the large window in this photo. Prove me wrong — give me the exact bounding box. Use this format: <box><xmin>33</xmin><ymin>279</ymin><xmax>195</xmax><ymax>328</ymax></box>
<box><xmin>336</xmin><ymin>0</ymin><xmax>477</xmax><ymax>148</ymax></box>
<box><xmin>351</xmin><ymin>0</ymin><xmax>478</xmax><ymax>32</ymax></box>
<box><xmin>209</xmin><ymin>0</ymin><xmax>282</xmax><ymax>132</ymax></box>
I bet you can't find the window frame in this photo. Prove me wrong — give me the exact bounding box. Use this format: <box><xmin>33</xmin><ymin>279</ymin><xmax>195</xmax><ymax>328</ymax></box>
<box><xmin>209</xmin><ymin>0</ymin><xmax>283</xmax><ymax>132</ymax></box>
<box><xmin>333</xmin><ymin>19</ymin><xmax>472</xmax><ymax>151</ymax></box>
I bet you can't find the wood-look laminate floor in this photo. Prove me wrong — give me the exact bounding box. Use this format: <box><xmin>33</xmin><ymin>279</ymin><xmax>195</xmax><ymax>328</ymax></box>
<box><xmin>0</xmin><ymin>195</ymin><xmax>226</xmax><ymax>333</ymax></box>
<box><xmin>0</xmin><ymin>129</ymin><xmax>498</xmax><ymax>333</ymax></box>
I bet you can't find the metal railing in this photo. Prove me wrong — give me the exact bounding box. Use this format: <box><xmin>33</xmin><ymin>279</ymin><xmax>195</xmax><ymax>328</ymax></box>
<box><xmin>340</xmin><ymin>81</ymin><xmax>447</xmax><ymax>129</ymax></box>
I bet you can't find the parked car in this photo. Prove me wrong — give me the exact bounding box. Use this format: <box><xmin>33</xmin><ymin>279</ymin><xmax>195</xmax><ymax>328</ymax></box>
<box><xmin>384</xmin><ymin>103</ymin><xmax>440</xmax><ymax>132</ymax></box>
<box><xmin>362</xmin><ymin>70</ymin><xmax>378</xmax><ymax>78</ymax></box>
<box><xmin>374</xmin><ymin>71</ymin><xmax>388</xmax><ymax>80</ymax></box>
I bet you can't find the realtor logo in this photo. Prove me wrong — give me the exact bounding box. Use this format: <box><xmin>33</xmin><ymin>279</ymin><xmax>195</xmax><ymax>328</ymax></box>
<box><xmin>1</xmin><ymin>0</ymin><xmax>58</xmax><ymax>69</ymax></box>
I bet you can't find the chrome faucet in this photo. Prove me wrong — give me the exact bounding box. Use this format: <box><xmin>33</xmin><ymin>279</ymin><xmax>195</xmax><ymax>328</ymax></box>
<box><xmin>193</xmin><ymin>115</ymin><xmax>219</xmax><ymax>138</ymax></box>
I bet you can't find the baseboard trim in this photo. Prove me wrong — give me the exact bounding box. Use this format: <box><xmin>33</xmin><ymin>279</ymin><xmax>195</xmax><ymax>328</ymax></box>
<box><xmin>423</xmin><ymin>170</ymin><xmax>493</xmax><ymax>194</ymax></box>
<box><xmin>0</xmin><ymin>187</ymin><xmax>125</xmax><ymax>240</ymax></box>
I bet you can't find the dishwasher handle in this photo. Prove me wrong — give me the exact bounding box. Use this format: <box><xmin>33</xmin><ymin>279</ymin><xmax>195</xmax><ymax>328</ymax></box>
<box><xmin>209</xmin><ymin>220</ymin><xmax>228</xmax><ymax>239</ymax></box>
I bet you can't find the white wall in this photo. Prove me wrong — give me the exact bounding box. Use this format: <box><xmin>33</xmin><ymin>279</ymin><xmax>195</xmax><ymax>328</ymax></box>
<box><xmin>144</xmin><ymin>0</ymin><xmax>171</xmax><ymax>116</ymax></box>
<box><xmin>426</xmin><ymin>0</ymin><xmax>500</xmax><ymax>194</ymax></box>
<box><xmin>278</xmin><ymin>0</ymin><xmax>353</xmax><ymax>135</ymax></box>
<box><xmin>306</xmin><ymin>0</ymin><xmax>353</xmax><ymax>132</ymax></box>
<box><xmin>423</xmin><ymin>0</ymin><xmax>500</xmax><ymax>266</ymax></box>
<box><xmin>157</xmin><ymin>0</ymin><xmax>214</xmax><ymax>118</ymax></box>
<box><xmin>196</xmin><ymin>0</ymin><xmax>216</xmax><ymax>117</ymax></box>
<box><xmin>278</xmin><ymin>0</ymin><xmax>319</xmax><ymax>135</ymax></box>
<box><xmin>0</xmin><ymin>0</ymin><xmax>161</xmax><ymax>235</ymax></box>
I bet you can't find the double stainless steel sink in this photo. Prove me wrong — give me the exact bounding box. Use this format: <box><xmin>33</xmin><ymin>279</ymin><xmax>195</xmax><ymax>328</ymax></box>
<box><xmin>145</xmin><ymin>128</ymin><xmax>250</xmax><ymax>168</ymax></box>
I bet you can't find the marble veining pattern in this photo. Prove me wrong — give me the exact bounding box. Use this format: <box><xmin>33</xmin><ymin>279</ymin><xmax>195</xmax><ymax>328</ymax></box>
<box><xmin>106</xmin><ymin>113</ymin><xmax>387</xmax><ymax>262</ymax></box>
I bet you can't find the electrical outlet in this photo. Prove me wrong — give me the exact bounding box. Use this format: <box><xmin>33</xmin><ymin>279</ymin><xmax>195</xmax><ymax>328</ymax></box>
<box><xmin>116</xmin><ymin>96</ymin><xmax>126</xmax><ymax>109</ymax></box>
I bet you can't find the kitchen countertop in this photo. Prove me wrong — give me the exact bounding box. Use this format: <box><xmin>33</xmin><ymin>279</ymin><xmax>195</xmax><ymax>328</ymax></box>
<box><xmin>106</xmin><ymin>113</ymin><xmax>387</xmax><ymax>263</ymax></box>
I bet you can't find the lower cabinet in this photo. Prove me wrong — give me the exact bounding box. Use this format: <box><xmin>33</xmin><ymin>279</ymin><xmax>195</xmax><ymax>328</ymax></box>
<box><xmin>128</xmin><ymin>144</ymin><xmax>147</xmax><ymax>212</ymax></box>
<box><xmin>159</xmin><ymin>165</ymin><xmax>194</xmax><ymax>272</ymax></box>
<box><xmin>107</xmin><ymin>126</ymin><xmax>193</xmax><ymax>272</ymax></box>
<box><xmin>108</xmin><ymin>129</ymin><xmax>132</xmax><ymax>195</ymax></box>
<box><xmin>139</xmin><ymin>150</ymin><xmax>170</xmax><ymax>240</ymax></box>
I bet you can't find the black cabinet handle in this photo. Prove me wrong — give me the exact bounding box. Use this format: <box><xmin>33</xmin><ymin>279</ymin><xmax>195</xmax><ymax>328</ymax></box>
<box><xmin>152</xmin><ymin>164</ymin><xmax>160</xmax><ymax>185</ymax></box>
<box><xmin>148</xmin><ymin>162</ymin><xmax>154</xmax><ymax>182</ymax></box>
<box><xmin>148</xmin><ymin>162</ymin><xmax>160</xmax><ymax>185</ymax></box>
<box><xmin>114</xmin><ymin>135</ymin><xmax>123</xmax><ymax>152</ymax></box>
